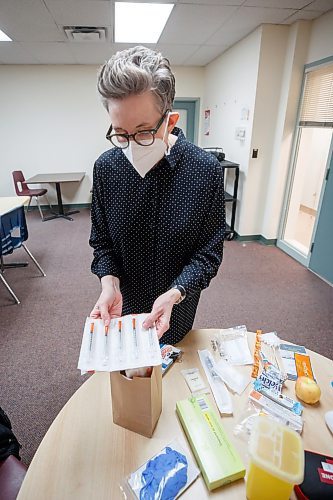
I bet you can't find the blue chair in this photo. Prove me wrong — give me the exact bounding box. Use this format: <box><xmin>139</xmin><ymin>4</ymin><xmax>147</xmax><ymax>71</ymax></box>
<box><xmin>0</xmin><ymin>204</ymin><xmax>45</xmax><ymax>304</ymax></box>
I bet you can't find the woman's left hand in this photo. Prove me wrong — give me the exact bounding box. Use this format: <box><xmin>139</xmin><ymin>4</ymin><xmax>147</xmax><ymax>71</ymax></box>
<box><xmin>143</xmin><ymin>288</ymin><xmax>181</xmax><ymax>339</ymax></box>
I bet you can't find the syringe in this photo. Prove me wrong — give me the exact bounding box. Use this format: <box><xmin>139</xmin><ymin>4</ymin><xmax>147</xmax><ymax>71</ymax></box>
<box><xmin>118</xmin><ymin>320</ymin><xmax>123</xmax><ymax>360</ymax></box>
<box><xmin>132</xmin><ymin>317</ymin><xmax>139</xmax><ymax>358</ymax></box>
<box><xmin>88</xmin><ymin>322</ymin><xmax>94</xmax><ymax>361</ymax></box>
<box><xmin>148</xmin><ymin>326</ymin><xmax>155</xmax><ymax>351</ymax></box>
<box><xmin>103</xmin><ymin>324</ymin><xmax>109</xmax><ymax>365</ymax></box>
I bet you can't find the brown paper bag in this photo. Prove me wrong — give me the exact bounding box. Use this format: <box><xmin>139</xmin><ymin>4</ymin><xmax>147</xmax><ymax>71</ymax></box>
<box><xmin>110</xmin><ymin>365</ymin><xmax>162</xmax><ymax>438</ymax></box>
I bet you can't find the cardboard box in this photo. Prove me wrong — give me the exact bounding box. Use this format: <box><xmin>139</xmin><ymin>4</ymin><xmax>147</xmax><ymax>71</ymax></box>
<box><xmin>110</xmin><ymin>365</ymin><xmax>162</xmax><ymax>438</ymax></box>
<box><xmin>176</xmin><ymin>395</ymin><xmax>245</xmax><ymax>490</ymax></box>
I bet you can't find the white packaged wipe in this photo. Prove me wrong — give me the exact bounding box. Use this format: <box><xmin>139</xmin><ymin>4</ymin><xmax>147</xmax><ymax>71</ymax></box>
<box><xmin>198</xmin><ymin>349</ymin><xmax>233</xmax><ymax>415</ymax></box>
<box><xmin>77</xmin><ymin>314</ymin><xmax>162</xmax><ymax>373</ymax></box>
<box><xmin>214</xmin><ymin>359</ymin><xmax>250</xmax><ymax>395</ymax></box>
<box><xmin>181</xmin><ymin>368</ymin><xmax>208</xmax><ymax>394</ymax></box>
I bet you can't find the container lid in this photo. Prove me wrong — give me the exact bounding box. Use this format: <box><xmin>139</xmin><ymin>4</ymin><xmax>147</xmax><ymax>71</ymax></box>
<box><xmin>248</xmin><ymin>416</ymin><xmax>304</xmax><ymax>484</ymax></box>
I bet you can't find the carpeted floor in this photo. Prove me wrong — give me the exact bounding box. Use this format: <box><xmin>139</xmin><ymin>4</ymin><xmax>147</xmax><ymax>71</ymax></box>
<box><xmin>0</xmin><ymin>208</ymin><xmax>332</xmax><ymax>465</ymax></box>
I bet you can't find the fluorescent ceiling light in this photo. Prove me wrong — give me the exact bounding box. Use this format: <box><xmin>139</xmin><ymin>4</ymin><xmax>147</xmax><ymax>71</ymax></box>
<box><xmin>115</xmin><ymin>2</ymin><xmax>174</xmax><ymax>43</ymax></box>
<box><xmin>0</xmin><ymin>29</ymin><xmax>12</xmax><ymax>41</ymax></box>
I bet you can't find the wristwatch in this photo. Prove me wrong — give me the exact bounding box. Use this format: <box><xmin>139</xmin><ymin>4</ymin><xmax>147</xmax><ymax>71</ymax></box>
<box><xmin>172</xmin><ymin>285</ymin><xmax>186</xmax><ymax>304</ymax></box>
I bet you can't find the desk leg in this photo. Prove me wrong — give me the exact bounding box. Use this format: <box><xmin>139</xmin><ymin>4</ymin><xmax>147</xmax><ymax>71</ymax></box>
<box><xmin>0</xmin><ymin>273</ymin><xmax>20</xmax><ymax>304</ymax></box>
<box><xmin>43</xmin><ymin>182</ymin><xmax>80</xmax><ymax>221</ymax></box>
<box><xmin>56</xmin><ymin>182</ymin><xmax>65</xmax><ymax>215</ymax></box>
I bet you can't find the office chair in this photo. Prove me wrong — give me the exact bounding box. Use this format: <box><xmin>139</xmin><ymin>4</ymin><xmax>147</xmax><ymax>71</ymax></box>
<box><xmin>12</xmin><ymin>170</ymin><xmax>51</xmax><ymax>221</ymax></box>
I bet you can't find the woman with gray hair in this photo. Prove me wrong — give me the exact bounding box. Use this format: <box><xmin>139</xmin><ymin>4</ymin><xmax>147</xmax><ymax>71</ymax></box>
<box><xmin>89</xmin><ymin>46</ymin><xmax>225</xmax><ymax>344</ymax></box>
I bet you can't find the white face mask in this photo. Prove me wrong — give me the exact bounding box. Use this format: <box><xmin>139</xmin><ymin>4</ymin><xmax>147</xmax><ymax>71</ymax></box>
<box><xmin>122</xmin><ymin>114</ymin><xmax>169</xmax><ymax>178</ymax></box>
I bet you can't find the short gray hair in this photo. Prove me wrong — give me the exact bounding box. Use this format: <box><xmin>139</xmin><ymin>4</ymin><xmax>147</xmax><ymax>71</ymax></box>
<box><xmin>97</xmin><ymin>46</ymin><xmax>175</xmax><ymax>113</ymax></box>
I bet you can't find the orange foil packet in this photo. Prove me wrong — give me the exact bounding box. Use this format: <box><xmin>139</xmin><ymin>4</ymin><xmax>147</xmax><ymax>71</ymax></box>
<box><xmin>251</xmin><ymin>329</ymin><xmax>262</xmax><ymax>378</ymax></box>
<box><xmin>295</xmin><ymin>353</ymin><xmax>315</xmax><ymax>380</ymax></box>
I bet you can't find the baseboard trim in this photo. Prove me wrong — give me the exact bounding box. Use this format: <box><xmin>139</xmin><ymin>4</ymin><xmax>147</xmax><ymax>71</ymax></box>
<box><xmin>235</xmin><ymin>233</ymin><xmax>277</xmax><ymax>246</ymax></box>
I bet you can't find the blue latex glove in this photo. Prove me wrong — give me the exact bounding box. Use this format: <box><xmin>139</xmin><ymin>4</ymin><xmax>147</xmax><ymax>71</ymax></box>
<box><xmin>140</xmin><ymin>446</ymin><xmax>188</xmax><ymax>500</ymax></box>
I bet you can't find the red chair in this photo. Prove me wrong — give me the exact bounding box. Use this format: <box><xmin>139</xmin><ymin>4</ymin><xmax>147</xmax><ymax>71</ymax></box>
<box><xmin>0</xmin><ymin>455</ymin><xmax>28</xmax><ymax>500</ymax></box>
<box><xmin>12</xmin><ymin>170</ymin><xmax>51</xmax><ymax>221</ymax></box>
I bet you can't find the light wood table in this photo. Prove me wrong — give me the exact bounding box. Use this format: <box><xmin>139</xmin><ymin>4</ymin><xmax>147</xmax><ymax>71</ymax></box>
<box><xmin>17</xmin><ymin>330</ymin><xmax>333</xmax><ymax>500</ymax></box>
<box><xmin>0</xmin><ymin>196</ymin><xmax>30</xmax><ymax>216</ymax></box>
<box><xmin>25</xmin><ymin>172</ymin><xmax>85</xmax><ymax>221</ymax></box>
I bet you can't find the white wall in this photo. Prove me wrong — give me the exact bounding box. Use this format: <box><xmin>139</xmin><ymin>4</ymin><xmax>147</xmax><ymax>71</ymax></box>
<box><xmin>261</xmin><ymin>10</ymin><xmax>333</xmax><ymax>241</ymax></box>
<box><xmin>0</xmin><ymin>65</ymin><xmax>108</xmax><ymax>204</ymax></box>
<box><xmin>307</xmin><ymin>9</ymin><xmax>333</xmax><ymax>64</ymax></box>
<box><xmin>261</xmin><ymin>20</ymin><xmax>311</xmax><ymax>240</ymax></box>
<box><xmin>201</xmin><ymin>28</ymin><xmax>262</xmax><ymax>231</ymax></box>
<box><xmin>262</xmin><ymin>11</ymin><xmax>333</xmax><ymax>240</ymax></box>
<box><xmin>200</xmin><ymin>9</ymin><xmax>332</xmax><ymax>239</ymax></box>
<box><xmin>173</xmin><ymin>66</ymin><xmax>205</xmax><ymax>138</ymax></box>
<box><xmin>0</xmin><ymin>64</ymin><xmax>204</xmax><ymax>204</ymax></box>
<box><xmin>244</xmin><ymin>24</ymin><xmax>290</xmax><ymax>236</ymax></box>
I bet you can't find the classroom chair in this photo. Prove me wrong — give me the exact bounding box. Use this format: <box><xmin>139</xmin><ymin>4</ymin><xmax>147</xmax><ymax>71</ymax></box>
<box><xmin>12</xmin><ymin>170</ymin><xmax>51</xmax><ymax>221</ymax></box>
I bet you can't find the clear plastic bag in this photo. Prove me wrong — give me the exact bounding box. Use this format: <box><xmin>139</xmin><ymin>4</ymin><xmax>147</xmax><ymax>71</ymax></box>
<box><xmin>213</xmin><ymin>325</ymin><xmax>253</xmax><ymax>365</ymax></box>
<box><xmin>233</xmin><ymin>402</ymin><xmax>288</xmax><ymax>443</ymax></box>
<box><xmin>233</xmin><ymin>402</ymin><xmax>265</xmax><ymax>442</ymax></box>
<box><xmin>121</xmin><ymin>440</ymin><xmax>200</xmax><ymax>499</ymax></box>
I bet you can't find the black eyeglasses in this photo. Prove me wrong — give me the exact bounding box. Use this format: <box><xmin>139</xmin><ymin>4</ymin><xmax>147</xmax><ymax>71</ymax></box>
<box><xmin>106</xmin><ymin>110</ymin><xmax>169</xmax><ymax>149</ymax></box>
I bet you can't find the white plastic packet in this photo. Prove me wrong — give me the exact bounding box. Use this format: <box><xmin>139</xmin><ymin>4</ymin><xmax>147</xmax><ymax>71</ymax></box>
<box><xmin>214</xmin><ymin>359</ymin><xmax>250</xmax><ymax>395</ymax></box>
<box><xmin>260</xmin><ymin>331</ymin><xmax>281</xmax><ymax>347</ymax></box>
<box><xmin>181</xmin><ymin>368</ymin><xmax>209</xmax><ymax>395</ymax></box>
<box><xmin>215</xmin><ymin>325</ymin><xmax>253</xmax><ymax>365</ymax></box>
<box><xmin>198</xmin><ymin>349</ymin><xmax>233</xmax><ymax>414</ymax></box>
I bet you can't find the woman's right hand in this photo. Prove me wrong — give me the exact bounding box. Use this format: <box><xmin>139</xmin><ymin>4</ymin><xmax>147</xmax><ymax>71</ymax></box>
<box><xmin>90</xmin><ymin>276</ymin><xmax>123</xmax><ymax>326</ymax></box>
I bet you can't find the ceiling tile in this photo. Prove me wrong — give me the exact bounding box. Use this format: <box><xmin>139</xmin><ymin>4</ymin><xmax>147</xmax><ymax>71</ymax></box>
<box><xmin>68</xmin><ymin>42</ymin><xmax>116</xmax><ymax>64</ymax></box>
<box><xmin>0</xmin><ymin>0</ymin><xmax>332</xmax><ymax>65</ymax></box>
<box><xmin>282</xmin><ymin>9</ymin><xmax>324</xmax><ymax>23</ymax></box>
<box><xmin>0</xmin><ymin>42</ymin><xmax>40</xmax><ymax>63</ymax></box>
<box><xmin>179</xmin><ymin>0</ymin><xmax>243</xmax><ymax>4</ymax></box>
<box><xmin>184</xmin><ymin>44</ymin><xmax>227</xmax><ymax>66</ymax></box>
<box><xmin>0</xmin><ymin>0</ymin><xmax>64</xmax><ymax>42</ymax></box>
<box><xmin>45</xmin><ymin>0</ymin><xmax>113</xmax><ymax>28</ymax></box>
<box><xmin>155</xmin><ymin>43</ymin><xmax>200</xmax><ymax>65</ymax></box>
<box><xmin>243</xmin><ymin>0</ymin><xmax>310</xmax><ymax>8</ymax></box>
<box><xmin>159</xmin><ymin>4</ymin><xmax>239</xmax><ymax>45</ymax></box>
<box><xmin>21</xmin><ymin>42</ymin><xmax>77</xmax><ymax>64</ymax></box>
<box><xmin>69</xmin><ymin>42</ymin><xmax>156</xmax><ymax>64</ymax></box>
<box><xmin>115</xmin><ymin>0</ymin><xmax>176</xmax><ymax>3</ymax></box>
<box><xmin>304</xmin><ymin>0</ymin><xmax>333</xmax><ymax>11</ymax></box>
<box><xmin>206</xmin><ymin>25</ymin><xmax>257</xmax><ymax>47</ymax></box>
<box><xmin>206</xmin><ymin>6</ymin><xmax>297</xmax><ymax>44</ymax></box>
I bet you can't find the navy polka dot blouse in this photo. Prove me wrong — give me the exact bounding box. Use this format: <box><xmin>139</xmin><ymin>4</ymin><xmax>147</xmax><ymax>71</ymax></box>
<box><xmin>89</xmin><ymin>127</ymin><xmax>225</xmax><ymax>344</ymax></box>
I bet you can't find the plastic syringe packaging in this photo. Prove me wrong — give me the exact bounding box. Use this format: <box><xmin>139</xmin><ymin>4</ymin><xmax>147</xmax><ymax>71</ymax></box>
<box><xmin>212</xmin><ymin>325</ymin><xmax>253</xmax><ymax>365</ymax></box>
<box><xmin>198</xmin><ymin>349</ymin><xmax>233</xmax><ymax>414</ymax></box>
<box><xmin>77</xmin><ymin>313</ymin><xmax>162</xmax><ymax>374</ymax></box>
<box><xmin>248</xmin><ymin>389</ymin><xmax>303</xmax><ymax>433</ymax></box>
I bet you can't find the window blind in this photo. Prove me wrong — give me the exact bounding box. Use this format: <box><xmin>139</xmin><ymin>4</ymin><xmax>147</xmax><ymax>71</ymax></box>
<box><xmin>299</xmin><ymin>64</ymin><xmax>333</xmax><ymax>128</ymax></box>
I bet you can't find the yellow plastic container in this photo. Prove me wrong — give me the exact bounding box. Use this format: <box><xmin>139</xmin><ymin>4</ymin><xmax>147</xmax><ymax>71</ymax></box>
<box><xmin>246</xmin><ymin>417</ymin><xmax>304</xmax><ymax>500</ymax></box>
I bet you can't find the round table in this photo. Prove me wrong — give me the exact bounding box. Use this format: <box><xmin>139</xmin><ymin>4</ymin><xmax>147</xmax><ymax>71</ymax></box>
<box><xmin>17</xmin><ymin>329</ymin><xmax>333</xmax><ymax>499</ymax></box>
